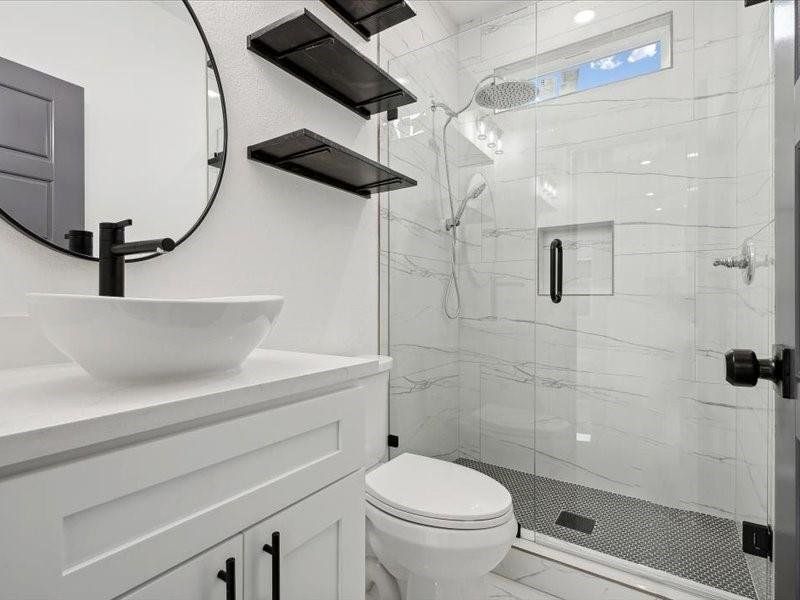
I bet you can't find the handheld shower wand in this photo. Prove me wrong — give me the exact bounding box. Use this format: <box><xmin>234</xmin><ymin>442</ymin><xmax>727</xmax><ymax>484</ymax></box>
<box><xmin>446</xmin><ymin>180</ymin><xmax>488</xmax><ymax>231</ymax></box>
<box><xmin>432</xmin><ymin>76</ymin><xmax>537</xmax><ymax>319</ymax></box>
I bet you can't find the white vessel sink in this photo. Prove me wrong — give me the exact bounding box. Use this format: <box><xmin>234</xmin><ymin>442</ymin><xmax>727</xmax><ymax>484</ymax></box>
<box><xmin>27</xmin><ymin>293</ymin><xmax>284</xmax><ymax>383</ymax></box>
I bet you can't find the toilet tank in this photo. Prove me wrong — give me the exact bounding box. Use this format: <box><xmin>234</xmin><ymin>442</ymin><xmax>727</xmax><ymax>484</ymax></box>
<box><xmin>358</xmin><ymin>355</ymin><xmax>393</xmax><ymax>470</ymax></box>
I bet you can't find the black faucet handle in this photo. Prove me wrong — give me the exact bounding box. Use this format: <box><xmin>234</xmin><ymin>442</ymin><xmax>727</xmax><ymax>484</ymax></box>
<box><xmin>100</xmin><ymin>219</ymin><xmax>133</xmax><ymax>230</ymax></box>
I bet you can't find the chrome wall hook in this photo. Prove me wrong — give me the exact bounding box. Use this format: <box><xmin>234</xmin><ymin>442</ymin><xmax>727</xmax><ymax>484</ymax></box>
<box><xmin>713</xmin><ymin>240</ymin><xmax>756</xmax><ymax>285</ymax></box>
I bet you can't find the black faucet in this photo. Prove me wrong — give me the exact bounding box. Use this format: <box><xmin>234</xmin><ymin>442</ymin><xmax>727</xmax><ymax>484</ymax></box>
<box><xmin>99</xmin><ymin>219</ymin><xmax>175</xmax><ymax>297</ymax></box>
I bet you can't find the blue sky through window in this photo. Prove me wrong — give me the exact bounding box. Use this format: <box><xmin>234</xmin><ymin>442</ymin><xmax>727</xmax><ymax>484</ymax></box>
<box><xmin>577</xmin><ymin>41</ymin><xmax>662</xmax><ymax>90</ymax></box>
<box><xmin>531</xmin><ymin>41</ymin><xmax>662</xmax><ymax>103</ymax></box>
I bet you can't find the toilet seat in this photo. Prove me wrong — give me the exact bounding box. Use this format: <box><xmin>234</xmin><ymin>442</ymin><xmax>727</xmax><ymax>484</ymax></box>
<box><xmin>365</xmin><ymin>453</ymin><xmax>514</xmax><ymax>530</ymax></box>
<box><xmin>366</xmin><ymin>492</ymin><xmax>514</xmax><ymax>530</ymax></box>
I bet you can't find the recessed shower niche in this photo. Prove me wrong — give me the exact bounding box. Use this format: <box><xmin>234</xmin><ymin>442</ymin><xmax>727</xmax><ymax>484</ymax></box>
<box><xmin>536</xmin><ymin>221</ymin><xmax>614</xmax><ymax>297</ymax></box>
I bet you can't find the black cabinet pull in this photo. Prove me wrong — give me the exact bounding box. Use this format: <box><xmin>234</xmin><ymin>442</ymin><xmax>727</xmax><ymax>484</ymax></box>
<box><xmin>217</xmin><ymin>557</ymin><xmax>235</xmax><ymax>600</ymax></box>
<box><xmin>550</xmin><ymin>238</ymin><xmax>563</xmax><ymax>303</ymax></box>
<box><xmin>262</xmin><ymin>531</ymin><xmax>281</xmax><ymax>600</ymax></box>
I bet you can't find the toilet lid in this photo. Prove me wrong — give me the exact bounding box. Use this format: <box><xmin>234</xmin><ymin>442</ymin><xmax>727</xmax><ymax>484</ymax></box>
<box><xmin>365</xmin><ymin>493</ymin><xmax>515</xmax><ymax>529</ymax></box>
<box><xmin>365</xmin><ymin>453</ymin><xmax>513</xmax><ymax>522</ymax></box>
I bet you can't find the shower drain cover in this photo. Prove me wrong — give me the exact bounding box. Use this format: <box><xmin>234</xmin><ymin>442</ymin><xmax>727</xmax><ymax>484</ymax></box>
<box><xmin>556</xmin><ymin>510</ymin><xmax>596</xmax><ymax>534</ymax></box>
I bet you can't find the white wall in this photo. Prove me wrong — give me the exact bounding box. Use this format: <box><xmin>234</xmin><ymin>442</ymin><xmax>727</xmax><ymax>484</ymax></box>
<box><xmin>0</xmin><ymin>1</ymin><xmax>208</xmax><ymax>245</ymax></box>
<box><xmin>0</xmin><ymin>0</ymin><xmax>409</xmax><ymax>367</ymax></box>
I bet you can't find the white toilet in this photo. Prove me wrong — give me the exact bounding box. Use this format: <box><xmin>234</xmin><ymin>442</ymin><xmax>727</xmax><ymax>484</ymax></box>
<box><xmin>360</xmin><ymin>357</ymin><xmax>517</xmax><ymax>600</ymax></box>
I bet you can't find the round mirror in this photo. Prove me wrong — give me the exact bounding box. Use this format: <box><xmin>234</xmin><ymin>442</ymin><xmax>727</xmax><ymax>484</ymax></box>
<box><xmin>0</xmin><ymin>0</ymin><xmax>226</xmax><ymax>260</ymax></box>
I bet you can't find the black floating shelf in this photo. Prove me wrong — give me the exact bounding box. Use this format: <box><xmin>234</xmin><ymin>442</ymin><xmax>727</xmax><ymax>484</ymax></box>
<box><xmin>247</xmin><ymin>9</ymin><xmax>416</xmax><ymax>119</ymax></box>
<box><xmin>320</xmin><ymin>0</ymin><xmax>416</xmax><ymax>41</ymax></box>
<box><xmin>248</xmin><ymin>129</ymin><xmax>417</xmax><ymax>198</ymax></box>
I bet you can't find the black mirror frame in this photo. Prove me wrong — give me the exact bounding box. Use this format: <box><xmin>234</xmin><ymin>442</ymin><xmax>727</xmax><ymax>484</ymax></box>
<box><xmin>0</xmin><ymin>0</ymin><xmax>228</xmax><ymax>262</ymax></box>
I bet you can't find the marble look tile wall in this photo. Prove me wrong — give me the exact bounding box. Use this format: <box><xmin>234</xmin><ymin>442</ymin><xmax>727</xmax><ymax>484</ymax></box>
<box><xmin>380</xmin><ymin>0</ymin><xmax>774</xmax><ymax>559</ymax></box>
<box><xmin>449</xmin><ymin>0</ymin><xmax>775</xmax><ymax>533</ymax></box>
<box><xmin>529</xmin><ymin>0</ymin><xmax>722</xmax><ymax>512</ymax></box>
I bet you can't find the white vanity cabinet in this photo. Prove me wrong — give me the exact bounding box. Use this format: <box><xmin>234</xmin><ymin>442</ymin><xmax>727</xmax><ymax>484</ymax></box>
<box><xmin>118</xmin><ymin>472</ymin><xmax>364</xmax><ymax>600</ymax></box>
<box><xmin>0</xmin><ymin>350</ymin><xmax>375</xmax><ymax>600</ymax></box>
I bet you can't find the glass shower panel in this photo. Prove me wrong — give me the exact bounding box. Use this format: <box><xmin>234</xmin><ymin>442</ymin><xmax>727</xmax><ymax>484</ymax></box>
<box><xmin>531</xmin><ymin>2</ymin><xmax>774</xmax><ymax>599</ymax></box>
<box><xmin>384</xmin><ymin>7</ymin><xmax>537</xmax><ymax>466</ymax></box>
<box><xmin>384</xmin><ymin>33</ymin><xmax>462</xmax><ymax>461</ymax></box>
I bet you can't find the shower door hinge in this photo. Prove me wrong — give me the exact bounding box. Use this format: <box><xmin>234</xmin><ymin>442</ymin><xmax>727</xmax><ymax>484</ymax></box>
<box><xmin>742</xmin><ymin>521</ymin><xmax>773</xmax><ymax>561</ymax></box>
<box><xmin>781</xmin><ymin>346</ymin><xmax>797</xmax><ymax>400</ymax></box>
<box><xmin>387</xmin><ymin>434</ymin><xmax>399</xmax><ymax>448</ymax></box>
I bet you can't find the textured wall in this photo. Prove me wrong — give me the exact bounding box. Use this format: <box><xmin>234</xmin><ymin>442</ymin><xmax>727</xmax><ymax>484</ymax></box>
<box><xmin>0</xmin><ymin>1</ymin><xmax>389</xmax><ymax>368</ymax></box>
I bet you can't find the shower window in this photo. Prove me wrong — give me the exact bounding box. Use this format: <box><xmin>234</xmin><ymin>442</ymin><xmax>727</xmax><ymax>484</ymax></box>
<box><xmin>497</xmin><ymin>12</ymin><xmax>673</xmax><ymax>106</ymax></box>
<box><xmin>536</xmin><ymin>40</ymin><xmax>662</xmax><ymax>99</ymax></box>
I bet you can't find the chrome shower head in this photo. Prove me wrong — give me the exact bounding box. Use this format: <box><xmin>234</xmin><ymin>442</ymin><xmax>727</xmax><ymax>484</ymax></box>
<box><xmin>475</xmin><ymin>80</ymin><xmax>538</xmax><ymax>110</ymax></box>
<box><xmin>432</xmin><ymin>77</ymin><xmax>538</xmax><ymax>120</ymax></box>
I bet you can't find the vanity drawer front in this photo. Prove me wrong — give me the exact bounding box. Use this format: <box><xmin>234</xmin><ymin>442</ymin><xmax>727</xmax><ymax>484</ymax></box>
<box><xmin>0</xmin><ymin>384</ymin><xmax>365</xmax><ymax>600</ymax></box>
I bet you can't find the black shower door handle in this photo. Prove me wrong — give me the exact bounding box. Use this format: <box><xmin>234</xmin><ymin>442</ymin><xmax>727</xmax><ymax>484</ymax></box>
<box><xmin>550</xmin><ymin>238</ymin><xmax>562</xmax><ymax>303</ymax></box>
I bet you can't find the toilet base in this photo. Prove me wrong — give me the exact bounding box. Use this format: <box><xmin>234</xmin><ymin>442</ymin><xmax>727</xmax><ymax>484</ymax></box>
<box><xmin>400</xmin><ymin>574</ymin><xmax>488</xmax><ymax>600</ymax></box>
<box><xmin>365</xmin><ymin>502</ymin><xmax>516</xmax><ymax>600</ymax></box>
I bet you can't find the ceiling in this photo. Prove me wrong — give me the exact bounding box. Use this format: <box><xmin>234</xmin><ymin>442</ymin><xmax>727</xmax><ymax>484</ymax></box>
<box><xmin>437</xmin><ymin>1</ymin><xmax>530</xmax><ymax>26</ymax></box>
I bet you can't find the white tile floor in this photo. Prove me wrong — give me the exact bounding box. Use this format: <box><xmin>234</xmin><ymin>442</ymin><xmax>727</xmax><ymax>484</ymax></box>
<box><xmin>488</xmin><ymin>574</ymin><xmax>560</xmax><ymax>599</ymax></box>
<box><xmin>488</xmin><ymin>572</ymin><xmax>657</xmax><ymax>600</ymax></box>
<box><xmin>492</xmin><ymin>548</ymin><xmax>659</xmax><ymax>600</ymax></box>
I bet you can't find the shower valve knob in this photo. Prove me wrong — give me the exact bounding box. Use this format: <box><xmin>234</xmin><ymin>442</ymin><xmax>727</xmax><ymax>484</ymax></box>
<box><xmin>724</xmin><ymin>349</ymin><xmax>783</xmax><ymax>387</ymax></box>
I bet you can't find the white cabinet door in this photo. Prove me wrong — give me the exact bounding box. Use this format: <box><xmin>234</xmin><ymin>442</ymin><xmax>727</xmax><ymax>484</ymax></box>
<box><xmin>120</xmin><ymin>536</ymin><xmax>243</xmax><ymax>600</ymax></box>
<box><xmin>244</xmin><ymin>471</ymin><xmax>364</xmax><ymax>600</ymax></box>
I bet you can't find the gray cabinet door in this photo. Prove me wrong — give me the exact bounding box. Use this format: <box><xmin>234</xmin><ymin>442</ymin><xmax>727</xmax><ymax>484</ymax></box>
<box><xmin>0</xmin><ymin>56</ymin><xmax>83</xmax><ymax>246</ymax></box>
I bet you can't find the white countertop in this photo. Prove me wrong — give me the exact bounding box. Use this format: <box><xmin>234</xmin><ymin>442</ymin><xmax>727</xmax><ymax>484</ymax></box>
<box><xmin>0</xmin><ymin>349</ymin><xmax>378</xmax><ymax>473</ymax></box>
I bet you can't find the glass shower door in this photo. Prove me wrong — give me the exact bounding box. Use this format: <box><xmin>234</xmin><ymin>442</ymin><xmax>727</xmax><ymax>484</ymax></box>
<box><xmin>529</xmin><ymin>1</ymin><xmax>774</xmax><ymax>599</ymax></box>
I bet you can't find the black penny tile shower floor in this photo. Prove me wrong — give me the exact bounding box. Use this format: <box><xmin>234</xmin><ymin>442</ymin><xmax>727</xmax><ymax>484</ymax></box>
<box><xmin>455</xmin><ymin>458</ymin><xmax>758</xmax><ymax>599</ymax></box>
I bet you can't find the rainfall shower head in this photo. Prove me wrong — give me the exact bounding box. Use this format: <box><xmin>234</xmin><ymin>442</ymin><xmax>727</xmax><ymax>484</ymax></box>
<box><xmin>431</xmin><ymin>77</ymin><xmax>538</xmax><ymax>119</ymax></box>
<box><xmin>475</xmin><ymin>79</ymin><xmax>538</xmax><ymax>110</ymax></box>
